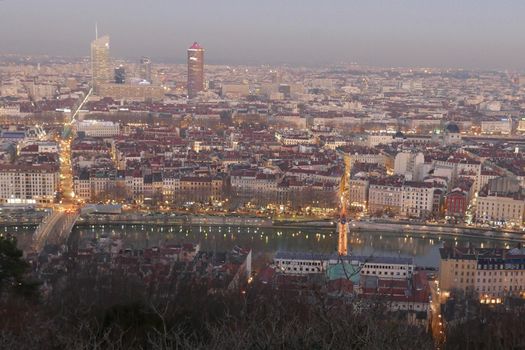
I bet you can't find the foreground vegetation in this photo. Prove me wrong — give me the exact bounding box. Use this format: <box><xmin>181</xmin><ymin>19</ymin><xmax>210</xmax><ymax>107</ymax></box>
<box><xmin>0</xmin><ymin>236</ymin><xmax>524</xmax><ymax>349</ymax></box>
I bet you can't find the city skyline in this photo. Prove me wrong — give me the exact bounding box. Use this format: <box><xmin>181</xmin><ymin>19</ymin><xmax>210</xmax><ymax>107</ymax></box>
<box><xmin>2</xmin><ymin>2</ymin><xmax>525</xmax><ymax>348</ymax></box>
<box><xmin>1</xmin><ymin>0</ymin><xmax>525</xmax><ymax>70</ymax></box>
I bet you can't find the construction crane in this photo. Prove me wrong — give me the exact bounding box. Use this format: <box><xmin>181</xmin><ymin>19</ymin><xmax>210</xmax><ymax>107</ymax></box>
<box><xmin>337</xmin><ymin>153</ymin><xmax>351</xmax><ymax>256</ymax></box>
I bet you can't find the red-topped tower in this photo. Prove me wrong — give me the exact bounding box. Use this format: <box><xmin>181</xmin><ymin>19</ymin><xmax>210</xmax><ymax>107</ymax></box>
<box><xmin>187</xmin><ymin>42</ymin><xmax>205</xmax><ymax>99</ymax></box>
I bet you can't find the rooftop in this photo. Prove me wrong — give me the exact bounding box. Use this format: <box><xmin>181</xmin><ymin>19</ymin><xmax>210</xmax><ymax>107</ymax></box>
<box><xmin>189</xmin><ymin>42</ymin><xmax>204</xmax><ymax>50</ymax></box>
<box><xmin>274</xmin><ymin>251</ymin><xmax>414</xmax><ymax>265</ymax></box>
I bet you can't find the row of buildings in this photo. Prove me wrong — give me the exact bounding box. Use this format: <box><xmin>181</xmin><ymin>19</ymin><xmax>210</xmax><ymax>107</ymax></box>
<box><xmin>261</xmin><ymin>251</ymin><xmax>430</xmax><ymax>320</ymax></box>
<box><xmin>0</xmin><ymin>126</ymin><xmax>59</xmax><ymax>204</ymax></box>
<box><xmin>340</xmin><ymin>125</ymin><xmax>525</xmax><ymax>228</ymax></box>
<box><xmin>1</xmin><ymin>119</ymin><xmax>525</xmax><ymax>229</ymax></box>
<box><xmin>439</xmin><ymin>246</ymin><xmax>525</xmax><ymax>300</ymax></box>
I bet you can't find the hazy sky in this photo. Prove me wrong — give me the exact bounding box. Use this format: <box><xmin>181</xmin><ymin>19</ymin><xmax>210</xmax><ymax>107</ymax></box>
<box><xmin>1</xmin><ymin>0</ymin><xmax>524</xmax><ymax>69</ymax></box>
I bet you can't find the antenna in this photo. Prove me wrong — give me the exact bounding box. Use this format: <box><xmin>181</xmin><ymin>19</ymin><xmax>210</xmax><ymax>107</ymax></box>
<box><xmin>95</xmin><ymin>22</ymin><xmax>98</xmax><ymax>40</ymax></box>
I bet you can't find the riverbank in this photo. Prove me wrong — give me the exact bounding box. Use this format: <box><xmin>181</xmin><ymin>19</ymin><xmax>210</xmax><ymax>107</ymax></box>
<box><xmin>76</xmin><ymin>213</ymin><xmax>525</xmax><ymax>243</ymax></box>
<box><xmin>0</xmin><ymin>220</ymin><xmax>39</xmax><ymax>228</ymax></box>
<box><xmin>3</xmin><ymin>211</ymin><xmax>525</xmax><ymax>244</ymax></box>
<box><xmin>351</xmin><ymin>221</ymin><xmax>525</xmax><ymax>243</ymax></box>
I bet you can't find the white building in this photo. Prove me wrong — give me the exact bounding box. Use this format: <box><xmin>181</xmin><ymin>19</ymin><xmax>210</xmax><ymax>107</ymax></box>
<box><xmin>230</xmin><ymin>170</ymin><xmax>279</xmax><ymax>192</ymax></box>
<box><xmin>38</xmin><ymin>142</ymin><xmax>59</xmax><ymax>153</ymax></box>
<box><xmin>475</xmin><ymin>194</ymin><xmax>525</xmax><ymax>227</ymax></box>
<box><xmin>75</xmin><ymin>120</ymin><xmax>120</xmax><ymax>137</ymax></box>
<box><xmin>275</xmin><ymin>131</ymin><xmax>316</xmax><ymax>146</ymax></box>
<box><xmin>0</xmin><ymin>104</ymin><xmax>22</xmax><ymax>117</ymax></box>
<box><xmin>355</xmin><ymin>256</ymin><xmax>415</xmax><ymax>280</ymax></box>
<box><xmin>481</xmin><ymin>119</ymin><xmax>512</xmax><ymax>135</ymax></box>
<box><xmin>273</xmin><ymin>252</ymin><xmax>415</xmax><ymax>280</ymax></box>
<box><xmin>73</xmin><ymin>175</ymin><xmax>91</xmax><ymax>201</ymax></box>
<box><xmin>323</xmin><ymin>138</ymin><xmax>348</xmax><ymax>150</ymax></box>
<box><xmin>400</xmin><ymin>183</ymin><xmax>436</xmax><ymax>218</ymax></box>
<box><xmin>0</xmin><ymin>164</ymin><xmax>59</xmax><ymax>204</ymax></box>
<box><xmin>394</xmin><ymin>152</ymin><xmax>425</xmax><ymax>181</ymax></box>
<box><xmin>368</xmin><ymin>182</ymin><xmax>403</xmax><ymax>215</ymax></box>
<box><xmin>273</xmin><ymin>252</ymin><xmax>328</xmax><ymax>274</ymax></box>
<box><xmin>348</xmin><ymin>152</ymin><xmax>386</xmax><ymax>167</ymax></box>
<box><xmin>366</xmin><ymin>134</ymin><xmax>394</xmax><ymax>147</ymax></box>
<box><xmin>349</xmin><ymin>179</ymin><xmax>369</xmax><ymax>208</ymax></box>
<box><xmin>368</xmin><ymin>180</ymin><xmax>437</xmax><ymax>218</ymax></box>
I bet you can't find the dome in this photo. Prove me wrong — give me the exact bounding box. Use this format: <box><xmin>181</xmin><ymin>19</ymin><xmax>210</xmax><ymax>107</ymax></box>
<box><xmin>393</xmin><ymin>131</ymin><xmax>405</xmax><ymax>139</ymax></box>
<box><xmin>445</xmin><ymin>123</ymin><xmax>460</xmax><ymax>133</ymax></box>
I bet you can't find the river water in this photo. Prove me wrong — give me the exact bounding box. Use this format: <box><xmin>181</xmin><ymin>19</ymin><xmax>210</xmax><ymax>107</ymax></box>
<box><xmin>6</xmin><ymin>223</ymin><xmax>514</xmax><ymax>268</ymax></box>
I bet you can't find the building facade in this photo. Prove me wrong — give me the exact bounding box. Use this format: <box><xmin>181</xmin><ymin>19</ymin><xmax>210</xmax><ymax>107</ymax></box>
<box><xmin>475</xmin><ymin>194</ymin><xmax>525</xmax><ymax>227</ymax></box>
<box><xmin>481</xmin><ymin>119</ymin><xmax>512</xmax><ymax>135</ymax></box>
<box><xmin>273</xmin><ymin>251</ymin><xmax>415</xmax><ymax>280</ymax></box>
<box><xmin>139</xmin><ymin>57</ymin><xmax>152</xmax><ymax>83</ymax></box>
<box><xmin>445</xmin><ymin>189</ymin><xmax>469</xmax><ymax>217</ymax></box>
<box><xmin>0</xmin><ymin>164</ymin><xmax>59</xmax><ymax>204</ymax></box>
<box><xmin>187</xmin><ymin>42</ymin><xmax>205</xmax><ymax>99</ymax></box>
<box><xmin>91</xmin><ymin>36</ymin><xmax>111</xmax><ymax>94</ymax></box>
<box><xmin>76</xmin><ymin>120</ymin><xmax>120</xmax><ymax>138</ymax></box>
<box><xmin>439</xmin><ymin>247</ymin><xmax>525</xmax><ymax>299</ymax></box>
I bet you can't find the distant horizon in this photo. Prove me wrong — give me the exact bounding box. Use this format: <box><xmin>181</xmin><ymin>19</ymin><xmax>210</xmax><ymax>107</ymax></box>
<box><xmin>1</xmin><ymin>0</ymin><xmax>525</xmax><ymax>71</ymax></box>
<box><xmin>0</xmin><ymin>51</ymin><xmax>520</xmax><ymax>73</ymax></box>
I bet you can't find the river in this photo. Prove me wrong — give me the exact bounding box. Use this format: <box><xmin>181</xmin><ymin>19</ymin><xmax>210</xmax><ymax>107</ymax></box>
<box><xmin>6</xmin><ymin>223</ymin><xmax>515</xmax><ymax>268</ymax></box>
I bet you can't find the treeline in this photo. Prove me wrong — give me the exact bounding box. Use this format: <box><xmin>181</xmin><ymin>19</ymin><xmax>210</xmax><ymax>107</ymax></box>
<box><xmin>1</xmin><ymin>236</ymin><xmax>525</xmax><ymax>349</ymax></box>
<box><xmin>1</xmin><ymin>280</ymin><xmax>433</xmax><ymax>350</ymax></box>
<box><xmin>0</xmin><ymin>236</ymin><xmax>433</xmax><ymax>349</ymax></box>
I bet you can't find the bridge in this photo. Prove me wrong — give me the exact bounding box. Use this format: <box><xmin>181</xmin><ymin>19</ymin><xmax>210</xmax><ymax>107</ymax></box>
<box><xmin>32</xmin><ymin>210</ymin><xmax>79</xmax><ymax>252</ymax></box>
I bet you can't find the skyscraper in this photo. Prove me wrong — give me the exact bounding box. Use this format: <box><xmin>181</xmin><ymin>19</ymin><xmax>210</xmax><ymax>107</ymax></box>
<box><xmin>114</xmin><ymin>65</ymin><xmax>126</xmax><ymax>84</ymax></box>
<box><xmin>187</xmin><ymin>42</ymin><xmax>204</xmax><ymax>99</ymax></box>
<box><xmin>139</xmin><ymin>57</ymin><xmax>152</xmax><ymax>83</ymax></box>
<box><xmin>91</xmin><ymin>35</ymin><xmax>111</xmax><ymax>93</ymax></box>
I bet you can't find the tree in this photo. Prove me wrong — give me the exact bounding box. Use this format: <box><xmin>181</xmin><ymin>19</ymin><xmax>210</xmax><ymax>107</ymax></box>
<box><xmin>0</xmin><ymin>236</ymin><xmax>38</xmax><ymax>298</ymax></box>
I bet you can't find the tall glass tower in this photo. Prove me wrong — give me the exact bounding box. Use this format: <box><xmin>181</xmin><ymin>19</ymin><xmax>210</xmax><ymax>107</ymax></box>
<box><xmin>139</xmin><ymin>56</ymin><xmax>152</xmax><ymax>83</ymax></box>
<box><xmin>91</xmin><ymin>35</ymin><xmax>111</xmax><ymax>93</ymax></box>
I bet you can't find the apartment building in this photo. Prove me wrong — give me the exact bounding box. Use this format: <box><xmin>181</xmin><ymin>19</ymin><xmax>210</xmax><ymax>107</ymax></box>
<box><xmin>348</xmin><ymin>179</ymin><xmax>369</xmax><ymax>209</ymax></box>
<box><xmin>394</xmin><ymin>152</ymin><xmax>425</xmax><ymax>181</ymax></box>
<box><xmin>368</xmin><ymin>179</ymin><xmax>437</xmax><ymax>218</ymax></box>
<box><xmin>230</xmin><ymin>169</ymin><xmax>279</xmax><ymax>192</ymax></box>
<box><xmin>400</xmin><ymin>182</ymin><xmax>436</xmax><ymax>218</ymax></box>
<box><xmin>439</xmin><ymin>247</ymin><xmax>525</xmax><ymax>298</ymax></box>
<box><xmin>180</xmin><ymin>176</ymin><xmax>224</xmax><ymax>198</ymax></box>
<box><xmin>0</xmin><ymin>164</ymin><xmax>59</xmax><ymax>204</ymax></box>
<box><xmin>475</xmin><ymin>194</ymin><xmax>525</xmax><ymax>227</ymax></box>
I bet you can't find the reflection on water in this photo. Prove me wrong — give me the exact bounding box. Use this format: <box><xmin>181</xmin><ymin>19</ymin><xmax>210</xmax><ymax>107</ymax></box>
<box><xmin>9</xmin><ymin>224</ymin><xmax>512</xmax><ymax>268</ymax></box>
<box><xmin>73</xmin><ymin>224</ymin><xmax>512</xmax><ymax>268</ymax></box>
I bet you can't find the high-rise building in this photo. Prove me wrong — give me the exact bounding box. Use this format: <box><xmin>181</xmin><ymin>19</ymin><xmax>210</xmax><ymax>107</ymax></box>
<box><xmin>91</xmin><ymin>35</ymin><xmax>111</xmax><ymax>93</ymax></box>
<box><xmin>114</xmin><ymin>65</ymin><xmax>126</xmax><ymax>84</ymax></box>
<box><xmin>187</xmin><ymin>42</ymin><xmax>205</xmax><ymax>99</ymax></box>
<box><xmin>139</xmin><ymin>57</ymin><xmax>152</xmax><ymax>83</ymax></box>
